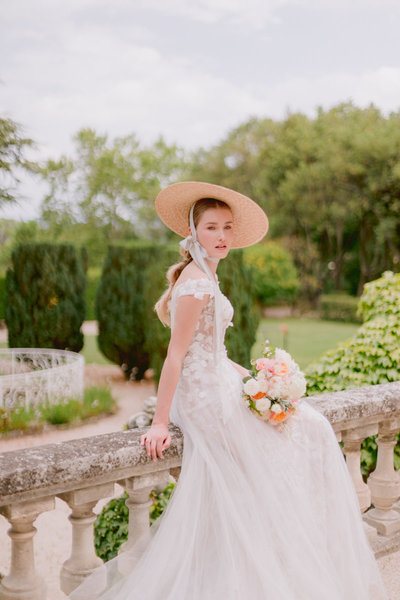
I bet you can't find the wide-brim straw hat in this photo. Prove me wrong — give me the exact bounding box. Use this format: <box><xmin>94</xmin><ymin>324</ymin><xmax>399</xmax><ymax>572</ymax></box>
<box><xmin>155</xmin><ymin>181</ymin><xmax>269</xmax><ymax>249</ymax></box>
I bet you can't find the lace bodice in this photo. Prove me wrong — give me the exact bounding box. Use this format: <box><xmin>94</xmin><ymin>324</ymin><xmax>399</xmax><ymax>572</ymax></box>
<box><xmin>169</xmin><ymin>277</ymin><xmax>233</xmax><ymax>367</ymax></box>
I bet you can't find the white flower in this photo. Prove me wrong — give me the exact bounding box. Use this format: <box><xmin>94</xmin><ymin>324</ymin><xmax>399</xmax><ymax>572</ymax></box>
<box><xmin>256</xmin><ymin>370</ymin><xmax>266</xmax><ymax>381</ymax></box>
<box><xmin>271</xmin><ymin>403</ymin><xmax>283</xmax><ymax>414</ymax></box>
<box><xmin>268</xmin><ymin>377</ymin><xmax>284</xmax><ymax>399</ymax></box>
<box><xmin>257</xmin><ymin>378</ymin><xmax>269</xmax><ymax>393</ymax></box>
<box><xmin>256</xmin><ymin>397</ymin><xmax>271</xmax><ymax>412</ymax></box>
<box><xmin>287</xmin><ymin>374</ymin><xmax>307</xmax><ymax>400</ymax></box>
<box><xmin>275</xmin><ymin>348</ymin><xmax>294</xmax><ymax>365</ymax></box>
<box><xmin>243</xmin><ymin>378</ymin><xmax>260</xmax><ymax>396</ymax></box>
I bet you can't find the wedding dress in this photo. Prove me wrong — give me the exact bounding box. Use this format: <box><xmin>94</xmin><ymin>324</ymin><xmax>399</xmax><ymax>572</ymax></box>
<box><xmin>71</xmin><ymin>277</ymin><xmax>388</xmax><ymax>599</ymax></box>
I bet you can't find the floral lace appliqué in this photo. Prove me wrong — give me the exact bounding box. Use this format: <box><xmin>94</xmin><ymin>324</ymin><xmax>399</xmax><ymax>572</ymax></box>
<box><xmin>170</xmin><ymin>277</ymin><xmax>234</xmax><ymax>366</ymax></box>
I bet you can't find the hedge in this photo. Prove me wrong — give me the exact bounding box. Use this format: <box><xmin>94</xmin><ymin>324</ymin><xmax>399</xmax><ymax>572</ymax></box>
<box><xmin>5</xmin><ymin>243</ymin><xmax>86</xmax><ymax>351</ymax></box>
<box><xmin>319</xmin><ymin>293</ymin><xmax>361</xmax><ymax>323</ymax></box>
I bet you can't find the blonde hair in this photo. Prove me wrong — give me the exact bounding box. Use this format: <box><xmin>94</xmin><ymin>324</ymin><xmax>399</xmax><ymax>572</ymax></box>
<box><xmin>155</xmin><ymin>198</ymin><xmax>230</xmax><ymax>325</ymax></box>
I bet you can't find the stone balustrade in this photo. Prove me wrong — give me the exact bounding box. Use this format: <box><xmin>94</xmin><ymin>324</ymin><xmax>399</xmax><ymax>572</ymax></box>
<box><xmin>0</xmin><ymin>381</ymin><xmax>400</xmax><ymax>599</ymax></box>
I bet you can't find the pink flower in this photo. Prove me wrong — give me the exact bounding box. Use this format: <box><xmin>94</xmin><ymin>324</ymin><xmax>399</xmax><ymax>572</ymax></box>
<box><xmin>256</xmin><ymin>358</ymin><xmax>275</xmax><ymax>372</ymax></box>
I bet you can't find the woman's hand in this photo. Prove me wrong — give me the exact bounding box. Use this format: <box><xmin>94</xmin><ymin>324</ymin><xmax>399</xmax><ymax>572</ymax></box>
<box><xmin>140</xmin><ymin>423</ymin><xmax>171</xmax><ymax>462</ymax></box>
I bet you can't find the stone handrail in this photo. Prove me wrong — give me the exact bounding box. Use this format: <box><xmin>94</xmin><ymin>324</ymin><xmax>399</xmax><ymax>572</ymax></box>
<box><xmin>0</xmin><ymin>382</ymin><xmax>400</xmax><ymax>599</ymax></box>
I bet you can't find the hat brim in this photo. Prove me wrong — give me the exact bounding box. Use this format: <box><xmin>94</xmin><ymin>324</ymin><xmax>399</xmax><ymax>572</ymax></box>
<box><xmin>155</xmin><ymin>181</ymin><xmax>269</xmax><ymax>249</ymax></box>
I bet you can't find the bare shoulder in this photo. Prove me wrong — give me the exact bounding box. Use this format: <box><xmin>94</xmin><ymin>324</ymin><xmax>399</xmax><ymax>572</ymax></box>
<box><xmin>174</xmin><ymin>263</ymin><xmax>210</xmax><ymax>288</ymax></box>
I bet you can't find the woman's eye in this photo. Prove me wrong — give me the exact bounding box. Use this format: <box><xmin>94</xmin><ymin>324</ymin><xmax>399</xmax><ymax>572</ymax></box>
<box><xmin>225</xmin><ymin>225</ymin><xmax>232</xmax><ymax>230</ymax></box>
<box><xmin>207</xmin><ymin>226</ymin><xmax>215</xmax><ymax>230</ymax></box>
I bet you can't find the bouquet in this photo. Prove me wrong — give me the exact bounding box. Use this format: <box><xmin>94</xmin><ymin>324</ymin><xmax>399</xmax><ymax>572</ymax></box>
<box><xmin>242</xmin><ymin>342</ymin><xmax>306</xmax><ymax>431</ymax></box>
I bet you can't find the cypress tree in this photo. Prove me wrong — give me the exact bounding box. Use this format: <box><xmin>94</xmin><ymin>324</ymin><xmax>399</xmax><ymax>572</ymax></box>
<box><xmin>5</xmin><ymin>243</ymin><xmax>86</xmax><ymax>351</ymax></box>
<box><xmin>96</xmin><ymin>242</ymin><xmax>178</xmax><ymax>380</ymax></box>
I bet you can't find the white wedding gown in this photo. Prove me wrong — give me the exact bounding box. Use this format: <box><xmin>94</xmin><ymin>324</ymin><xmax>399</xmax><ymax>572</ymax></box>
<box><xmin>70</xmin><ymin>277</ymin><xmax>388</xmax><ymax>599</ymax></box>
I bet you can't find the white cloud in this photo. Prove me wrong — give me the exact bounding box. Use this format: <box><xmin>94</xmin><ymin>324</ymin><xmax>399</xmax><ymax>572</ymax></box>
<box><xmin>259</xmin><ymin>67</ymin><xmax>400</xmax><ymax>118</ymax></box>
<box><xmin>1</xmin><ymin>0</ymin><xmax>400</xmax><ymax>221</ymax></box>
<box><xmin>133</xmin><ymin>0</ymin><xmax>400</xmax><ymax>28</ymax></box>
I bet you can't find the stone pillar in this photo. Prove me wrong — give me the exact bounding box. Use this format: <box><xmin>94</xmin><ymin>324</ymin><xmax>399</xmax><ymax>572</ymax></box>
<box><xmin>120</xmin><ymin>471</ymin><xmax>170</xmax><ymax>554</ymax></box>
<box><xmin>59</xmin><ymin>482</ymin><xmax>115</xmax><ymax>595</ymax></box>
<box><xmin>365</xmin><ymin>419</ymin><xmax>400</xmax><ymax>536</ymax></box>
<box><xmin>0</xmin><ymin>497</ymin><xmax>54</xmax><ymax>600</ymax></box>
<box><xmin>342</xmin><ymin>424</ymin><xmax>378</xmax><ymax>513</ymax></box>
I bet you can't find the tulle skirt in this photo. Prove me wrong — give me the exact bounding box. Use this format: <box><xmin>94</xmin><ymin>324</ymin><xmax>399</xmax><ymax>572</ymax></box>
<box><xmin>70</xmin><ymin>358</ymin><xmax>388</xmax><ymax>599</ymax></box>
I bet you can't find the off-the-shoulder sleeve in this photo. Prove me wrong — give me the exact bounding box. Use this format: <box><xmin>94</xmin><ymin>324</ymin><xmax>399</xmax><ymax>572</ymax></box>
<box><xmin>175</xmin><ymin>278</ymin><xmax>215</xmax><ymax>300</ymax></box>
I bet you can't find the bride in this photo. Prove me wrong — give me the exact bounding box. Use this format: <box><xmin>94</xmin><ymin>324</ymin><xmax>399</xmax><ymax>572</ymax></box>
<box><xmin>71</xmin><ymin>182</ymin><xmax>388</xmax><ymax>599</ymax></box>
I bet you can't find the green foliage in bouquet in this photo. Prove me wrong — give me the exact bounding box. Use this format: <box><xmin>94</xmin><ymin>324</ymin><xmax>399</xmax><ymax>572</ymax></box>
<box><xmin>5</xmin><ymin>243</ymin><xmax>86</xmax><ymax>351</ymax></box>
<box><xmin>306</xmin><ymin>271</ymin><xmax>400</xmax><ymax>477</ymax></box>
<box><xmin>94</xmin><ymin>483</ymin><xmax>176</xmax><ymax>562</ymax></box>
<box><xmin>218</xmin><ymin>249</ymin><xmax>259</xmax><ymax>367</ymax></box>
<box><xmin>243</xmin><ymin>242</ymin><xmax>300</xmax><ymax>306</ymax></box>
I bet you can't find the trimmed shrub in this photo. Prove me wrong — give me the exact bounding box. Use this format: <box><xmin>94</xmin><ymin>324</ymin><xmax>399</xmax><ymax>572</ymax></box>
<box><xmin>5</xmin><ymin>243</ymin><xmax>86</xmax><ymax>351</ymax></box>
<box><xmin>319</xmin><ymin>293</ymin><xmax>361</xmax><ymax>323</ymax></box>
<box><xmin>96</xmin><ymin>242</ymin><xmax>178</xmax><ymax>380</ymax></box>
<box><xmin>219</xmin><ymin>249</ymin><xmax>259</xmax><ymax>367</ymax></box>
<box><xmin>243</xmin><ymin>242</ymin><xmax>299</xmax><ymax>306</ymax></box>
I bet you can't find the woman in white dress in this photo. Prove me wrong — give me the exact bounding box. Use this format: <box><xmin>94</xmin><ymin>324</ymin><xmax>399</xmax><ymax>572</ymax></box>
<box><xmin>71</xmin><ymin>181</ymin><xmax>388</xmax><ymax>599</ymax></box>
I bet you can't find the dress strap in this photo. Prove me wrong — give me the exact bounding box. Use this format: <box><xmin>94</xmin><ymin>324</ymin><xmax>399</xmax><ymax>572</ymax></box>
<box><xmin>174</xmin><ymin>278</ymin><xmax>215</xmax><ymax>301</ymax></box>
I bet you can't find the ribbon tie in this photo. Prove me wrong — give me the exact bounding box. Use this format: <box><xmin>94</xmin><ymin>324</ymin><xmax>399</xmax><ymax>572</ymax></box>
<box><xmin>179</xmin><ymin>204</ymin><xmax>224</xmax><ymax>361</ymax></box>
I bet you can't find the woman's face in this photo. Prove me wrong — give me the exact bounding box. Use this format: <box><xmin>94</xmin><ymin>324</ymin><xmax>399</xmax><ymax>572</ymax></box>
<box><xmin>191</xmin><ymin>206</ymin><xmax>234</xmax><ymax>260</ymax></box>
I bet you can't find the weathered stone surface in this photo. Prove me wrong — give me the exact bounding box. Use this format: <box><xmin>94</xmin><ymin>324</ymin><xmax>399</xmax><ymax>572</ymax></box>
<box><xmin>1</xmin><ymin>381</ymin><xmax>400</xmax><ymax>506</ymax></box>
<box><xmin>305</xmin><ymin>381</ymin><xmax>400</xmax><ymax>429</ymax></box>
<box><xmin>0</xmin><ymin>424</ymin><xmax>183</xmax><ymax>505</ymax></box>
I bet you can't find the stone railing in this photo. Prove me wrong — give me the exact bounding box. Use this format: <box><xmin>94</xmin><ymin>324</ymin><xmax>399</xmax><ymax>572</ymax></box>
<box><xmin>0</xmin><ymin>381</ymin><xmax>400</xmax><ymax>599</ymax></box>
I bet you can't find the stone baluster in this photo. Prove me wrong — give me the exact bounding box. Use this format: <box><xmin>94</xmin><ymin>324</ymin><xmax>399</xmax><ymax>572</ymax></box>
<box><xmin>0</xmin><ymin>497</ymin><xmax>54</xmax><ymax>600</ymax></box>
<box><xmin>120</xmin><ymin>471</ymin><xmax>170</xmax><ymax>555</ymax></box>
<box><xmin>59</xmin><ymin>482</ymin><xmax>115</xmax><ymax>595</ymax></box>
<box><xmin>341</xmin><ymin>424</ymin><xmax>378</xmax><ymax>513</ymax></box>
<box><xmin>365</xmin><ymin>419</ymin><xmax>400</xmax><ymax>535</ymax></box>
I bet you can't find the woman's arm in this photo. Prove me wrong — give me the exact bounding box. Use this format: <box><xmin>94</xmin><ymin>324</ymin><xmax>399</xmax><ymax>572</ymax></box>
<box><xmin>140</xmin><ymin>292</ymin><xmax>209</xmax><ymax>461</ymax></box>
<box><xmin>228</xmin><ymin>358</ymin><xmax>250</xmax><ymax>379</ymax></box>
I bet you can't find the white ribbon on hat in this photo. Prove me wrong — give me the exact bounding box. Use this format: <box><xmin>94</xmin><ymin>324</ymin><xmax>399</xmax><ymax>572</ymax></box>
<box><xmin>179</xmin><ymin>204</ymin><xmax>224</xmax><ymax>361</ymax></box>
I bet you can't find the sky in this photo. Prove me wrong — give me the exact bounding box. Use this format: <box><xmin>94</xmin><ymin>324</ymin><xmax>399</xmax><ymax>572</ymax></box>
<box><xmin>1</xmin><ymin>0</ymin><xmax>400</xmax><ymax>220</ymax></box>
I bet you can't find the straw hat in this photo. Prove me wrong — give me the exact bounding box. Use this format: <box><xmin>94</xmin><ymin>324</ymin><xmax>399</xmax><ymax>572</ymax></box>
<box><xmin>155</xmin><ymin>181</ymin><xmax>268</xmax><ymax>248</ymax></box>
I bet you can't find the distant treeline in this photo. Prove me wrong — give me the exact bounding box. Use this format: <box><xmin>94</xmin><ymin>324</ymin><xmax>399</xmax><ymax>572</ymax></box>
<box><xmin>1</xmin><ymin>102</ymin><xmax>399</xmax><ymax>300</ymax></box>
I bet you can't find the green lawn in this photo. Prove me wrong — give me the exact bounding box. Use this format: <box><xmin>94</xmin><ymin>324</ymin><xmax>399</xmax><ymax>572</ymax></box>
<box><xmin>253</xmin><ymin>317</ymin><xmax>358</xmax><ymax>370</ymax></box>
<box><xmin>0</xmin><ymin>318</ymin><xmax>359</xmax><ymax>369</ymax></box>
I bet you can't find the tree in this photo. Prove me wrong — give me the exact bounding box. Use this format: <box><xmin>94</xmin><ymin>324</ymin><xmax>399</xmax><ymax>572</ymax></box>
<box><xmin>37</xmin><ymin>129</ymin><xmax>189</xmax><ymax>264</ymax></box>
<box><xmin>0</xmin><ymin>117</ymin><xmax>35</xmax><ymax>205</ymax></box>
<box><xmin>5</xmin><ymin>243</ymin><xmax>86</xmax><ymax>351</ymax></box>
